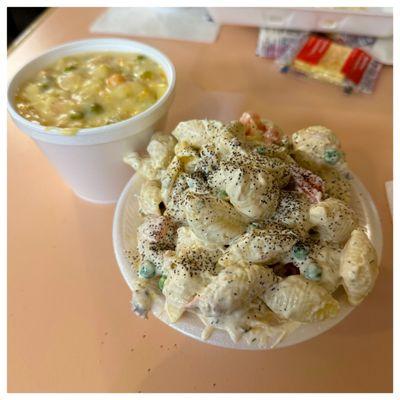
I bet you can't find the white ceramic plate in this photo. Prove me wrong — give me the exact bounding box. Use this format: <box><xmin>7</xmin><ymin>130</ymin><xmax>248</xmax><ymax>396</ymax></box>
<box><xmin>113</xmin><ymin>172</ymin><xmax>383</xmax><ymax>350</ymax></box>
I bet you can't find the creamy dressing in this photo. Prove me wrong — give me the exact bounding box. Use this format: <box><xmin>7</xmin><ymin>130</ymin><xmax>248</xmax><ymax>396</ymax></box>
<box><xmin>124</xmin><ymin>115</ymin><xmax>378</xmax><ymax>348</ymax></box>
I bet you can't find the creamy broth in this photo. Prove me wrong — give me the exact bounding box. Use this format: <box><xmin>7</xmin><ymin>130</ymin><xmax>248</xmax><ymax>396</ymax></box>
<box><xmin>14</xmin><ymin>52</ymin><xmax>168</xmax><ymax>130</ymax></box>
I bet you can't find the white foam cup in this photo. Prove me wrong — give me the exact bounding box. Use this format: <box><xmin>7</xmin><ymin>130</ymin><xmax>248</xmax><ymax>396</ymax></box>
<box><xmin>7</xmin><ymin>38</ymin><xmax>176</xmax><ymax>203</ymax></box>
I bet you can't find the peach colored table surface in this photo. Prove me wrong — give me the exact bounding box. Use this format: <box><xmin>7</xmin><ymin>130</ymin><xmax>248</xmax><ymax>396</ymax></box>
<box><xmin>8</xmin><ymin>8</ymin><xmax>393</xmax><ymax>393</ymax></box>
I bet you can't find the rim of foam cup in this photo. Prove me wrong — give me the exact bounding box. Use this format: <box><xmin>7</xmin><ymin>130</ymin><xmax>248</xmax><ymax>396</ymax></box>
<box><xmin>7</xmin><ymin>38</ymin><xmax>176</xmax><ymax>145</ymax></box>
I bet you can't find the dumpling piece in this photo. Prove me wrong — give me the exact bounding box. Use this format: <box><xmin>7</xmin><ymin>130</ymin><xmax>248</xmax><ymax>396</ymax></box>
<box><xmin>292</xmin><ymin>126</ymin><xmax>346</xmax><ymax>172</ymax></box>
<box><xmin>196</xmin><ymin>263</ymin><xmax>278</xmax><ymax>317</ymax></box>
<box><xmin>340</xmin><ymin>228</ymin><xmax>378</xmax><ymax>305</ymax></box>
<box><xmin>309</xmin><ymin>198</ymin><xmax>357</xmax><ymax>244</ymax></box>
<box><xmin>208</xmin><ymin>161</ymin><xmax>279</xmax><ymax>219</ymax></box>
<box><xmin>183</xmin><ymin>192</ymin><xmax>247</xmax><ymax>246</ymax></box>
<box><xmin>171</xmin><ymin>119</ymin><xmax>224</xmax><ymax>148</ymax></box>
<box><xmin>221</xmin><ymin>224</ymin><xmax>298</xmax><ymax>265</ymax></box>
<box><xmin>138</xmin><ymin>180</ymin><xmax>163</xmax><ymax>216</ymax></box>
<box><xmin>263</xmin><ymin>275</ymin><xmax>340</xmax><ymax>322</ymax></box>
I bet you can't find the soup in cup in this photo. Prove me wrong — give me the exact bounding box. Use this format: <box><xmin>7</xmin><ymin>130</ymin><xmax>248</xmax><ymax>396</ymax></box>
<box><xmin>8</xmin><ymin>38</ymin><xmax>176</xmax><ymax>203</ymax></box>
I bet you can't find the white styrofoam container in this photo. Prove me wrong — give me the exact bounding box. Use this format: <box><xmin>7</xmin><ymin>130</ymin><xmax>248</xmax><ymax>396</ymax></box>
<box><xmin>113</xmin><ymin>172</ymin><xmax>383</xmax><ymax>350</ymax></box>
<box><xmin>208</xmin><ymin>7</ymin><xmax>393</xmax><ymax>38</ymax></box>
<box><xmin>7</xmin><ymin>39</ymin><xmax>176</xmax><ymax>204</ymax></box>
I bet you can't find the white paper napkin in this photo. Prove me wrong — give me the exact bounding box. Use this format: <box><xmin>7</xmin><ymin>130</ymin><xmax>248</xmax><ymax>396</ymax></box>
<box><xmin>90</xmin><ymin>7</ymin><xmax>220</xmax><ymax>43</ymax></box>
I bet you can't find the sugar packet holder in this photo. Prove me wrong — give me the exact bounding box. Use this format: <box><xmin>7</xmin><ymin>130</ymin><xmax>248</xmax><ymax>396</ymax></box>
<box><xmin>276</xmin><ymin>34</ymin><xmax>382</xmax><ymax>94</ymax></box>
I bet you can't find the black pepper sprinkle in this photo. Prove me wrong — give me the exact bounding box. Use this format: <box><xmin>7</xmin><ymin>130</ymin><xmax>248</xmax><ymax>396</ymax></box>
<box><xmin>134</xmin><ymin>119</ymin><xmax>360</xmax><ymax>345</ymax></box>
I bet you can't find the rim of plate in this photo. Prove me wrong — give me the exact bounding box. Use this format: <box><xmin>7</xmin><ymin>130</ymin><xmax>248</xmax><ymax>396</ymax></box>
<box><xmin>112</xmin><ymin>171</ymin><xmax>383</xmax><ymax>350</ymax></box>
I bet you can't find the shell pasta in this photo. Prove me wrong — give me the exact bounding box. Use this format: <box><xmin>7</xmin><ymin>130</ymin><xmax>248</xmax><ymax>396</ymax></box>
<box><xmin>124</xmin><ymin>112</ymin><xmax>379</xmax><ymax>348</ymax></box>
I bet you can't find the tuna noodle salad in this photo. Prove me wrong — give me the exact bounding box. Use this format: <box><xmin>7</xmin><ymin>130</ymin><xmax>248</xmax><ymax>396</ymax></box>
<box><xmin>123</xmin><ymin>112</ymin><xmax>379</xmax><ymax>348</ymax></box>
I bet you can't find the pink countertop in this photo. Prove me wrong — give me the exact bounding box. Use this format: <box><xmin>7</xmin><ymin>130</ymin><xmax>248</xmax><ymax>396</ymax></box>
<box><xmin>8</xmin><ymin>7</ymin><xmax>393</xmax><ymax>393</ymax></box>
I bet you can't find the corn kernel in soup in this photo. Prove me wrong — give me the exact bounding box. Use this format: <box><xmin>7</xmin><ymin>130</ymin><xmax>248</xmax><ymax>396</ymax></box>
<box><xmin>14</xmin><ymin>52</ymin><xmax>168</xmax><ymax>130</ymax></box>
